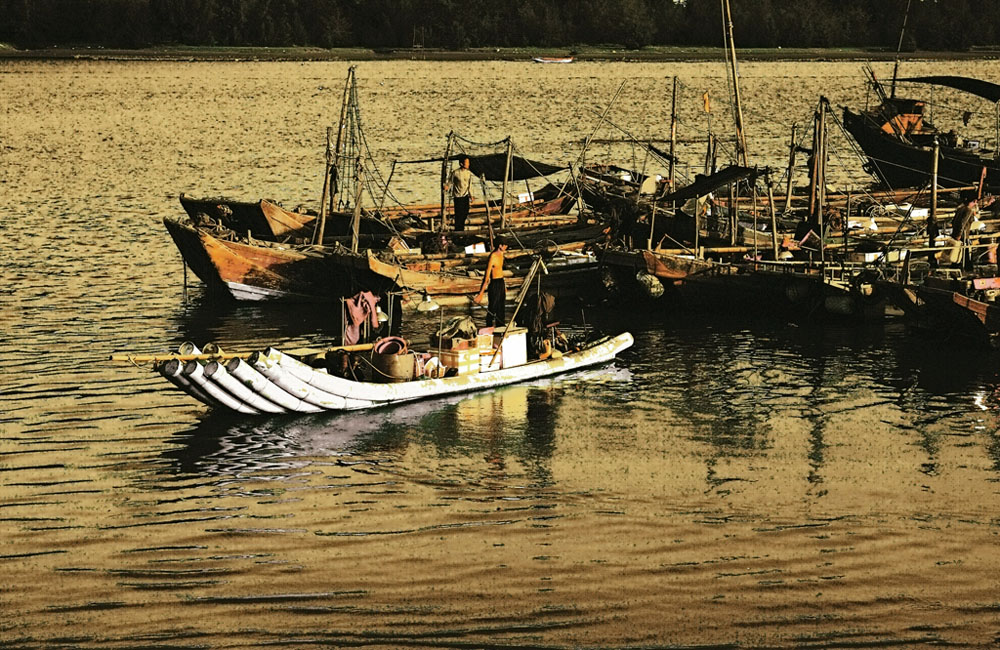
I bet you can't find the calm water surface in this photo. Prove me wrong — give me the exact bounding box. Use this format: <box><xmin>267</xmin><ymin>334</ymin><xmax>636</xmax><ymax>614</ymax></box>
<box><xmin>3</xmin><ymin>59</ymin><xmax>1000</xmax><ymax>648</ymax></box>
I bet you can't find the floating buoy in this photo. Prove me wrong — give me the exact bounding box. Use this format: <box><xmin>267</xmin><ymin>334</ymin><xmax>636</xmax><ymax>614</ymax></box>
<box><xmin>635</xmin><ymin>271</ymin><xmax>664</xmax><ymax>299</ymax></box>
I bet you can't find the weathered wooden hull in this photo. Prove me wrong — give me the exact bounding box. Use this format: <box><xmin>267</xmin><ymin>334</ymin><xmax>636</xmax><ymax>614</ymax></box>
<box><xmin>157</xmin><ymin>332</ymin><xmax>633</xmax><ymax>415</ymax></box>
<box><xmin>180</xmin><ymin>195</ymin><xmax>321</xmax><ymax>239</ymax></box>
<box><xmin>605</xmin><ymin>252</ymin><xmax>887</xmax><ymax>323</ymax></box>
<box><xmin>164</xmin><ymin>217</ymin><xmax>392</xmax><ymax>301</ymax></box>
<box><xmin>881</xmin><ymin>272</ymin><xmax>1000</xmax><ymax>340</ymax></box>
<box><xmin>601</xmin><ymin>248</ymin><xmax>717</xmax><ymax>281</ymax></box>
<box><xmin>914</xmin><ymin>285</ymin><xmax>1000</xmax><ymax>342</ymax></box>
<box><xmin>675</xmin><ymin>262</ymin><xmax>886</xmax><ymax>323</ymax></box>
<box><xmin>164</xmin><ymin>217</ymin><xmax>603</xmax><ymax>307</ymax></box>
<box><xmin>842</xmin><ymin>107</ymin><xmax>999</xmax><ymax>189</ymax></box>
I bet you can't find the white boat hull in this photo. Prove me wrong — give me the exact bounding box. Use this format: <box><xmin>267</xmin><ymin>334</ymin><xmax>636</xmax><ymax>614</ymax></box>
<box><xmin>157</xmin><ymin>332</ymin><xmax>634</xmax><ymax>415</ymax></box>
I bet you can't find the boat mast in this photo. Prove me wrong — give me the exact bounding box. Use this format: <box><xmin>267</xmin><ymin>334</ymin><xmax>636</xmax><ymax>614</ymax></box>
<box><xmin>890</xmin><ymin>0</ymin><xmax>913</xmax><ymax>99</ymax></box>
<box><xmin>313</xmin><ymin>127</ymin><xmax>334</xmax><ymax>245</ymax></box>
<box><xmin>315</xmin><ymin>66</ymin><xmax>357</xmax><ymax>244</ymax></box>
<box><xmin>439</xmin><ymin>131</ymin><xmax>454</xmax><ymax>232</ymax></box>
<box><xmin>331</xmin><ymin>66</ymin><xmax>355</xmax><ymax>211</ymax></box>
<box><xmin>350</xmin><ymin>157</ymin><xmax>364</xmax><ymax>253</ymax></box>
<box><xmin>721</xmin><ymin>0</ymin><xmax>748</xmax><ymax>166</ymax></box>
<box><xmin>669</xmin><ymin>76</ymin><xmax>678</xmax><ymax>191</ymax></box>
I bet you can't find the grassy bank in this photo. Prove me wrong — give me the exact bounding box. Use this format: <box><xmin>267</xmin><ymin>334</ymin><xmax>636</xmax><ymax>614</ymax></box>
<box><xmin>3</xmin><ymin>44</ymin><xmax>1000</xmax><ymax>63</ymax></box>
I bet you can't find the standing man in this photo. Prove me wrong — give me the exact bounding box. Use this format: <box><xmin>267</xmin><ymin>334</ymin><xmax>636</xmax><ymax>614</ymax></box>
<box><xmin>445</xmin><ymin>155</ymin><xmax>473</xmax><ymax>231</ymax></box>
<box><xmin>475</xmin><ymin>242</ymin><xmax>508</xmax><ymax>327</ymax></box>
<box><xmin>951</xmin><ymin>191</ymin><xmax>993</xmax><ymax>269</ymax></box>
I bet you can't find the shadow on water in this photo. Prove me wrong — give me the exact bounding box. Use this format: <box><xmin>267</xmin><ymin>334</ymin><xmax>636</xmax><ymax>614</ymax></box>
<box><xmin>580</xmin><ymin>300</ymin><xmax>1000</xmax><ymax>487</ymax></box>
<box><xmin>166</xmin><ymin>290</ymin><xmax>346</xmax><ymax>351</ymax></box>
<box><xmin>156</xmin><ymin>367</ymin><xmax>625</xmax><ymax>484</ymax></box>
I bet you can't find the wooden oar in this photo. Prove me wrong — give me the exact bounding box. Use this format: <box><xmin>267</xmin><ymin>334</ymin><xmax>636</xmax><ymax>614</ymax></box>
<box><xmin>110</xmin><ymin>343</ymin><xmax>374</xmax><ymax>365</ymax></box>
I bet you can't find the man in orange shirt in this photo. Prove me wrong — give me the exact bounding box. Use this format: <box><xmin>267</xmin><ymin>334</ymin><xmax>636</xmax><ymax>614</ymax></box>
<box><xmin>474</xmin><ymin>242</ymin><xmax>508</xmax><ymax>327</ymax></box>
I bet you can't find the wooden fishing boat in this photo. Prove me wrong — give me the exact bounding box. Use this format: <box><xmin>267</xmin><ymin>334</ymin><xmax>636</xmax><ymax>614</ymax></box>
<box><xmin>180</xmin><ymin>182</ymin><xmax>578</xmax><ymax>244</ymax></box>
<box><xmin>601</xmin><ymin>245</ymin><xmax>890</xmax><ymax>323</ymax></box>
<box><xmin>580</xmin><ymin>163</ymin><xmax>773</xmax><ymax>249</ymax></box>
<box><xmin>164</xmin><ymin>216</ymin><xmax>606</xmax><ymax>306</ymax></box>
<box><xmin>671</xmin><ymin>258</ymin><xmax>889</xmax><ymax>323</ymax></box>
<box><xmin>532</xmin><ymin>56</ymin><xmax>574</xmax><ymax>64</ymax></box>
<box><xmin>842</xmin><ymin>71</ymin><xmax>1000</xmax><ymax>189</ymax></box>
<box><xmin>180</xmin><ymin>195</ymin><xmax>318</xmax><ymax>239</ymax></box>
<box><xmin>880</xmin><ymin>271</ymin><xmax>1000</xmax><ymax>345</ymax></box>
<box><xmin>146</xmin><ymin>332</ymin><xmax>633</xmax><ymax>415</ymax></box>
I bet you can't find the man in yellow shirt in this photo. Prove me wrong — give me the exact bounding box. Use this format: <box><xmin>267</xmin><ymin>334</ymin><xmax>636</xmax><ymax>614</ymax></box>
<box><xmin>474</xmin><ymin>242</ymin><xmax>508</xmax><ymax>327</ymax></box>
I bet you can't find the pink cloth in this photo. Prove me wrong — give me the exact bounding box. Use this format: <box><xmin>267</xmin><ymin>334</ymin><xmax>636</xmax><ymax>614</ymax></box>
<box><xmin>344</xmin><ymin>291</ymin><xmax>380</xmax><ymax>345</ymax></box>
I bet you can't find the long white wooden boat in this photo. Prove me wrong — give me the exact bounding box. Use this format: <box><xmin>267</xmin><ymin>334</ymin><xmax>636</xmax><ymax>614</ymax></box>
<box><xmin>153</xmin><ymin>333</ymin><xmax>633</xmax><ymax>415</ymax></box>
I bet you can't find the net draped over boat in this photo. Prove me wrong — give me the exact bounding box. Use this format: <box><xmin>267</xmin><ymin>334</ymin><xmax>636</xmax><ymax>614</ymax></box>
<box><xmin>399</xmin><ymin>152</ymin><xmax>568</xmax><ymax>181</ymax></box>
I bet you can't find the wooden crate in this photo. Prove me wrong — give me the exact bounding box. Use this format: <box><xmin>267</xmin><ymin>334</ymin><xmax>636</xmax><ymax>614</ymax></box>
<box><xmin>433</xmin><ymin>347</ymin><xmax>479</xmax><ymax>375</ymax></box>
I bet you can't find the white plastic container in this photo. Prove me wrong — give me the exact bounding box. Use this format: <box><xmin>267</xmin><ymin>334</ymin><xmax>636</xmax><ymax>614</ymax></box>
<box><xmin>493</xmin><ymin>327</ymin><xmax>527</xmax><ymax>368</ymax></box>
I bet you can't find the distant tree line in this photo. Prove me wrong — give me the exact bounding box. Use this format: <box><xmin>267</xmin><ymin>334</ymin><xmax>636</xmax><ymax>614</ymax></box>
<box><xmin>0</xmin><ymin>0</ymin><xmax>996</xmax><ymax>51</ymax></box>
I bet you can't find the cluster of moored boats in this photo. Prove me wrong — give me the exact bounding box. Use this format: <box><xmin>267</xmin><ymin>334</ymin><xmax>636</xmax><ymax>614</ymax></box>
<box><xmin>129</xmin><ymin>62</ymin><xmax>1000</xmax><ymax>415</ymax></box>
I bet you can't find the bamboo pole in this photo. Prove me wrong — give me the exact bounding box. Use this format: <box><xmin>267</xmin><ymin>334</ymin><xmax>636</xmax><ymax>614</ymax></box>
<box><xmin>783</xmin><ymin>124</ymin><xmax>797</xmax><ymax>216</ymax></box>
<box><xmin>578</xmin><ymin>81</ymin><xmax>627</xmax><ymax>169</ymax></box>
<box><xmin>931</xmin><ymin>138</ymin><xmax>939</xmax><ymax>225</ymax></box>
<box><xmin>111</xmin><ymin>343</ymin><xmax>375</xmax><ymax>364</ymax></box>
<box><xmin>722</xmin><ymin>0</ymin><xmax>748</xmax><ymax>166</ymax></box>
<box><xmin>845</xmin><ymin>191</ymin><xmax>851</xmax><ymax>253</ymax></box>
<box><xmin>480</xmin><ymin>174</ymin><xmax>495</xmax><ymax>249</ymax></box>
<box><xmin>375</xmin><ymin>159</ymin><xmax>397</xmax><ymax>218</ymax></box>
<box><xmin>766</xmin><ymin>173</ymin><xmax>779</xmax><ymax>260</ymax></box>
<box><xmin>439</xmin><ymin>131</ymin><xmax>454</xmax><ymax>232</ymax></box>
<box><xmin>669</xmin><ymin>76</ymin><xmax>678</xmax><ymax>192</ymax></box>
<box><xmin>648</xmin><ymin>178</ymin><xmax>658</xmax><ymax>250</ymax></box>
<box><xmin>728</xmin><ymin>182</ymin><xmax>736</xmax><ymax>246</ymax></box>
<box><xmin>808</xmin><ymin>110</ymin><xmax>818</xmax><ymax>221</ymax></box>
<box><xmin>489</xmin><ymin>257</ymin><xmax>546</xmax><ymax>366</ymax></box>
<box><xmin>890</xmin><ymin>0</ymin><xmax>913</xmax><ymax>99</ymax></box>
<box><xmin>500</xmin><ymin>137</ymin><xmax>513</xmax><ymax>229</ymax></box>
<box><xmin>818</xmin><ymin>99</ymin><xmax>827</xmax><ymax>268</ymax></box>
<box><xmin>575</xmin><ymin>80</ymin><xmax>628</xmax><ymax>215</ymax></box>
<box><xmin>329</xmin><ymin>67</ymin><xmax>354</xmax><ymax>212</ymax></box>
<box><xmin>313</xmin><ymin>127</ymin><xmax>334</xmax><ymax>245</ymax></box>
<box><xmin>350</xmin><ymin>157</ymin><xmax>364</xmax><ymax>254</ymax></box>
<box><xmin>995</xmin><ymin>101</ymin><xmax>999</xmax><ymax>159</ymax></box>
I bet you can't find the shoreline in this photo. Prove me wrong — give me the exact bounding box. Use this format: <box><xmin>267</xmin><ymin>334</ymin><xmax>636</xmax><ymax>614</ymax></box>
<box><xmin>3</xmin><ymin>45</ymin><xmax>1000</xmax><ymax>63</ymax></box>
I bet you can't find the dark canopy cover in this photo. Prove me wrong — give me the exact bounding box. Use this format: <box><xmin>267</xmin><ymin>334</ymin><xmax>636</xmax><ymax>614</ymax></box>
<box><xmin>400</xmin><ymin>153</ymin><xmax>568</xmax><ymax>181</ymax></box>
<box><xmin>660</xmin><ymin>165</ymin><xmax>758</xmax><ymax>202</ymax></box>
<box><xmin>899</xmin><ymin>76</ymin><xmax>1000</xmax><ymax>104</ymax></box>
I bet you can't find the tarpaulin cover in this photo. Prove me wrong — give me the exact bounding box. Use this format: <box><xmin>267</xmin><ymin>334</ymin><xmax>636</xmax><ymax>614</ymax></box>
<box><xmin>899</xmin><ymin>76</ymin><xmax>1000</xmax><ymax>104</ymax></box>
<box><xmin>399</xmin><ymin>153</ymin><xmax>568</xmax><ymax>181</ymax></box>
<box><xmin>660</xmin><ymin>165</ymin><xmax>758</xmax><ymax>202</ymax></box>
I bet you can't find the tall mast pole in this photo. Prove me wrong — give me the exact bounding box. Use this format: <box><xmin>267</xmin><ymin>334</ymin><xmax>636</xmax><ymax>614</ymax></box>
<box><xmin>891</xmin><ymin>0</ymin><xmax>913</xmax><ymax>99</ymax></box>
<box><xmin>669</xmin><ymin>76</ymin><xmax>678</xmax><ymax>191</ymax></box>
<box><xmin>315</xmin><ymin>66</ymin><xmax>355</xmax><ymax>245</ymax></box>
<box><xmin>722</xmin><ymin>0</ymin><xmax>748</xmax><ymax>166</ymax></box>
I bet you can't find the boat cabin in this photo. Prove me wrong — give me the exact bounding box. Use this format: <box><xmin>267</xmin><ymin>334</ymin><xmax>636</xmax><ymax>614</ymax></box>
<box><xmin>877</xmin><ymin>98</ymin><xmax>933</xmax><ymax>139</ymax></box>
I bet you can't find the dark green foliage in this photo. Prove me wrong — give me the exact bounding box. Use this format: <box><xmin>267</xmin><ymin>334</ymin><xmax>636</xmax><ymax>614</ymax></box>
<box><xmin>3</xmin><ymin>0</ymin><xmax>1000</xmax><ymax>50</ymax></box>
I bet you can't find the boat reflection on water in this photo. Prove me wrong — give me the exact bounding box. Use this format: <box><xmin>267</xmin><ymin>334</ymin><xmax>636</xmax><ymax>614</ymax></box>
<box><xmin>160</xmin><ymin>364</ymin><xmax>633</xmax><ymax>480</ymax></box>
